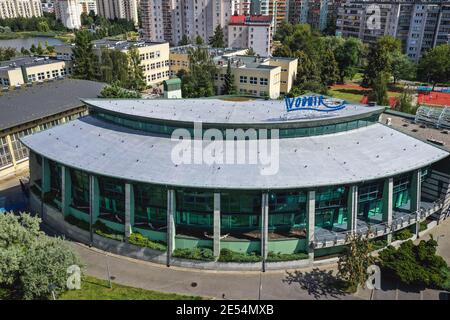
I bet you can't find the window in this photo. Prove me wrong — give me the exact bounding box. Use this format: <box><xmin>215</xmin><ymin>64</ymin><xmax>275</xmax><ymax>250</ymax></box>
<box><xmin>239</xmin><ymin>76</ymin><xmax>247</xmax><ymax>83</ymax></box>
<box><xmin>10</xmin><ymin>130</ymin><xmax>32</xmax><ymax>162</ymax></box>
<box><xmin>260</xmin><ymin>78</ymin><xmax>268</xmax><ymax>85</ymax></box>
<box><xmin>134</xmin><ymin>183</ymin><xmax>167</xmax><ymax>227</ymax></box>
<box><xmin>249</xmin><ymin>77</ymin><xmax>257</xmax><ymax>84</ymax></box>
<box><xmin>98</xmin><ymin>176</ymin><xmax>125</xmax><ymax>223</ymax></box>
<box><xmin>0</xmin><ymin>136</ymin><xmax>12</xmax><ymax>168</ymax></box>
<box><xmin>70</xmin><ymin>168</ymin><xmax>89</xmax><ymax>212</ymax></box>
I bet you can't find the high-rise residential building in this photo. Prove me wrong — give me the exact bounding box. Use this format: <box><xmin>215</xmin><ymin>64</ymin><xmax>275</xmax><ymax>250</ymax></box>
<box><xmin>288</xmin><ymin>0</ymin><xmax>342</xmax><ymax>31</ymax></box>
<box><xmin>0</xmin><ymin>0</ymin><xmax>42</xmax><ymax>19</ymax></box>
<box><xmin>54</xmin><ymin>0</ymin><xmax>82</xmax><ymax>29</ymax></box>
<box><xmin>79</xmin><ymin>0</ymin><xmax>97</xmax><ymax>14</ymax></box>
<box><xmin>269</xmin><ymin>0</ymin><xmax>288</xmax><ymax>32</ymax></box>
<box><xmin>141</xmin><ymin>0</ymin><xmax>249</xmax><ymax>45</ymax></box>
<box><xmin>336</xmin><ymin>0</ymin><xmax>450</xmax><ymax>62</ymax></box>
<box><xmin>228</xmin><ymin>15</ymin><xmax>273</xmax><ymax>56</ymax></box>
<box><xmin>96</xmin><ymin>0</ymin><xmax>138</xmax><ymax>25</ymax></box>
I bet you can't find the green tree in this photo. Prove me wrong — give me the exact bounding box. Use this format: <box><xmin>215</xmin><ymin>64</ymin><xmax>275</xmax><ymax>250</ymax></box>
<box><xmin>30</xmin><ymin>44</ymin><xmax>36</xmax><ymax>54</ymax></box>
<box><xmin>337</xmin><ymin>233</ymin><xmax>375</xmax><ymax>292</ymax></box>
<box><xmin>378</xmin><ymin>237</ymin><xmax>450</xmax><ymax>290</ymax></box>
<box><xmin>368</xmin><ymin>72</ymin><xmax>389</xmax><ymax>105</ymax></box>
<box><xmin>362</xmin><ymin>36</ymin><xmax>401</xmax><ymax>87</ymax></box>
<box><xmin>395</xmin><ymin>88</ymin><xmax>416</xmax><ymax>114</ymax></box>
<box><xmin>195</xmin><ymin>35</ymin><xmax>204</xmax><ymax>45</ymax></box>
<box><xmin>36</xmin><ymin>42</ymin><xmax>44</xmax><ymax>55</ymax></box>
<box><xmin>319</xmin><ymin>46</ymin><xmax>339</xmax><ymax>86</ymax></box>
<box><xmin>37</xmin><ymin>20</ymin><xmax>50</xmax><ymax>32</ymax></box>
<box><xmin>100</xmin><ymin>81</ymin><xmax>142</xmax><ymax>98</ymax></box>
<box><xmin>222</xmin><ymin>60</ymin><xmax>236</xmax><ymax>95</ymax></box>
<box><xmin>20</xmin><ymin>47</ymin><xmax>30</xmax><ymax>56</ymax></box>
<box><xmin>72</xmin><ymin>30</ymin><xmax>98</xmax><ymax>80</ymax></box>
<box><xmin>392</xmin><ymin>52</ymin><xmax>416</xmax><ymax>83</ymax></box>
<box><xmin>209</xmin><ymin>24</ymin><xmax>225</xmax><ymax>48</ymax></box>
<box><xmin>417</xmin><ymin>44</ymin><xmax>450</xmax><ymax>90</ymax></box>
<box><xmin>0</xmin><ymin>212</ymin><xmax>81</xmax><ymax>300</ymax></box>
<box><xmin>245</xmin><ymin>48</ymin><xmax>256</xmax><ymax>56</ymax></box>
<box><xmin>127</xmin><ymin>46</ymin><xmax>146</xmax><ymax>91</ymax></box>
<box><xmin>179</xmin><ymin>34</ymin><xmax>190</xmax><ymax>46</ymax></box>
<box><xmin>0</xmin><ymin>47</ymin><xmax>16</xmax><ymax>61</ymax></box>
<box><xmin>334</xmin><ymin>37</ymin><xmax>364</xmax><ymax>83</ymax></box>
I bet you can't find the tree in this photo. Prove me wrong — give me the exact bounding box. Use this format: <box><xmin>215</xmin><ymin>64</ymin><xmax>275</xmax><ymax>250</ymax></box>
<box><xmin>395</xmin><ymin>88</ymin><xmax>416</xmax><ymax>114</ymax></box>
<box><xmin>72</xmin><ymin>30</ymin><xmax>98</xmax><ymax>80</ymax></box>
<box><xmin>334</xmin><ymin>37</ymin><xmax>364</xmax><ymax>83</ymax></box>
<box><xmin>417</xmin><ymin>44</ymin><xmax>450</xmax><ymax>90</ymax></box>
<box><xmin>222</xmin><ymin>60</ymin><xmax>236</xmax><ymax>95</ymax></box>
<box><xmin>368</xmin><ymin>72</ymin><xmax>389</xmax><ymax>105</ymax></box>
<box><xmin>362</xmin><ymin>36</ymin><xmax>401</xmax><ymax>87</ymax></box>
<box><xmin>20</xmin><ymin>47</ymin><xmax>30</xmax><ymax>56</ymax></box>
<box><xmin>37</xmin><ymin>20</ymin><xmax>50</xmax><ymax>32</ymax></box>
<box><xmin>177</xmin><ymin>47</ymin><xmax>217</xmax><ymax>98</ymax></box>
<box><xmin>378</xmin><ymin>237</ymin><xmax>450</xmax><ymax>290</ymax></box>
<box><xmin>337</xmin><ymin>232</ymin><xmax>375</xmax><ymax>292</ymax></box>
<box><xmin>0</xmin><ymin>47</ymin><xmax>16</xmax><ymax>61</ymax></box>
<box><xmin>100</xmin><ymin>81</ymin><xmax>142</xmax><ymax>98</ymax></box>
<box><xmin>319</xmin><ymin>47</ymin><xmax>339</xmax><ymax>86</ymax></box>
<box><xmin>36</xmin><ymin>42</ymin><xmax>45</xmax><ymax>55</ymax></box>
<box><xmin>195</xmin><ymin>35</ymin><xmax>204</xmax><ymax>45</ymax></box>
<box><xmin>30</xmin><ymin>44</ymin><xmax>36</xmax><ymax>54</ymax></box>
<box><xmin>127</xmin><ymin>46</ymin><xmax>146</xmax><ymax>91</ymax></box>
<box><xmin>245</xmin><ymin>48</ymin><xmax>256</xmax><ymax>56</ymax></box>
<box><xmin>209</xmin><ymin>24</ymin><xmax>225</xmax><ymax>48</ymax></box>
<box><xmin>392</xmin><ymin>52</ymin><xmax>416</xmax><ymax>83</ymax></box>
<box><xmin>0</xmin><ymin>212</ymin><xmax>81</xmax><ymax>300</ymax></box>
<box><xmin>178</xmin><ymin>34</ymin><xmax>190</xmax><ymax>46</ymax></box>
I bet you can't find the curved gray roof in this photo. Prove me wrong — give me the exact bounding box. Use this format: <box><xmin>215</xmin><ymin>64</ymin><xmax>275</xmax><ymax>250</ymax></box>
<box><xmin>21</xmin><ymin>116</ymin><xmax>449</xmax><ymax>190</ymax></box>
<box><xmin>83</xmin><ymin>98</ymin><xmax>385</xmax><ymax>128</ymax></box>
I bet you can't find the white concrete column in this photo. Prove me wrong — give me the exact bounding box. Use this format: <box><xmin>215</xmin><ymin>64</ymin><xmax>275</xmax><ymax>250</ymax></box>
<box><xmin>306</xmin><ymin>190</ymin><xmax>316</xmax><ymax>261</ymax></box>
<box><xmin>166</xmin><ymin>189</ymin><xmax>176</xmax><ymax>266</ymax></box>
<box><xmin>347</xmin><ymin>185</ymin><xmax>358</xmax><ymax>234</ymax></box>
<box><xmin>261</xmin><ymin>193</ymin><xmax>269</xmax><ymax>261</ymax></box>
<box><xmin>125</xmin><ymin>183</ymin><xmax>133</xmax><ymax>239</ymax></box>
<box><xmin>383</xmin><ymin>177</ymin><xmax>394</xmax><ymax>244</ymax></box>
<box><xmin>61</xmin><ymin>165</ymin><xmax>71</xmax><ymax>217</ymax></box>
<box><xmin>411</xmin><ymin>169</ymin><xmax>422</xmax><ymax>236</ymax></box>
<box><xmin>213</xmin><ymin>193</ymin><xmax>221</xmax><ymax>259</ymax></box>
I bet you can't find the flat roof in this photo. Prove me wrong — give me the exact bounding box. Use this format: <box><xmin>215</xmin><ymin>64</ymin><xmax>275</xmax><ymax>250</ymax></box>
<box><xmin>0</xmin><ymin>56</ymin><xmax>63</xmax><ymax>71</ymax></box>
<box><xmin>0</xmin><ymin>79</ymin><xmax>106</xmax><ymax>131</ymax></box>
<box><xmin>21</xmin><ymin>117</ymin><xmax>449</xmax><ymax>190</ymax></box>
<box><xmin>83</xmin><ymin>98</ymin><xmax>385</xmax><ymax>128</ymax></box>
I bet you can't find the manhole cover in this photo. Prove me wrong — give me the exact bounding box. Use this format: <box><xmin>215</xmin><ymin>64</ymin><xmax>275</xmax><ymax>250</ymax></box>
<box><xmin>191</xmin><ymin>282</ymin><xmax>198</xmax><ymax>288</ymax></box>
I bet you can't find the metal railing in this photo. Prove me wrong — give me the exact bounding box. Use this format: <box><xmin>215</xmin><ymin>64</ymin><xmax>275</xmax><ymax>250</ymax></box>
<box><xmin>313</xmin><ymin>197</ymin><xmax>445</xmax><ymax>248</ymax></box>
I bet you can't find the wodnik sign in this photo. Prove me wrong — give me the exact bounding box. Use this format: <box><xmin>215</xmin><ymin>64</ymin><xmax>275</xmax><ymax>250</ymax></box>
<box><xmin>284</xmin><ymin>95</ymin><xmax>347</xmax><ymax>113</ymax></box>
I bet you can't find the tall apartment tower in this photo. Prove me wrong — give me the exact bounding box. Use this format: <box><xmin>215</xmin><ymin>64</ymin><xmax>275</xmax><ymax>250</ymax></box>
<box><xmin>0</xmin><ymin>0</ymin><xmax>42</xmax><ymax>19</ymax></box>
<box><xmin>55</xmin><ymin>0</ymin><xmax>82</xmax><ymax>29</ymax></box>
<box><xmin>336</xmin><ymin>0</ymin><xmax>450</xmax><ymax>62</ymax></box>
<box><xmin>96</xmin><ymin>0</ymin><xmax>138</xmax><ymax>25</ymax></box>
<box><xmin>79</xmin><ymin>0</ymin><xmax>97</xmax><ymax>14</ymax></box>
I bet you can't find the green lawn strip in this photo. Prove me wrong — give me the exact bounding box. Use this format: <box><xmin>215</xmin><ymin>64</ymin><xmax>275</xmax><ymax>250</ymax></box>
<box><xmin>60</xmin><ymin>275</ymin><xmax>202</xmax><ymax>300</ymax></box>
<box><xmin>329</xmin><ymin>87</ymin><xmax>401</xmax><ymax>103</ymax></box>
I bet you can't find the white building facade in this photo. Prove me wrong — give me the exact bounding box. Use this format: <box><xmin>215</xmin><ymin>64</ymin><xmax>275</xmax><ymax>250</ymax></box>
<box><xmin>55</xmin><ymin>0</ymin><xmax>82</xmax><ymax>30</ymax></box>
<box><xmin>227</xmin><ymin>15</ymin><xmax>272</xmax><ymax>56</ymax></box>
<box><xmin>96</xmin><ymin>0</ymin><xmax>138</xmax><ymax>25</ymax></box>
<box><xmin>0</xmin><ymin>0</ymin><xmax>42</xmax><ymax>19</ymax></box>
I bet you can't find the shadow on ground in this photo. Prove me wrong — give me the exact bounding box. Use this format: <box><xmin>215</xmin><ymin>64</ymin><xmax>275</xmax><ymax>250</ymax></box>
<box><xmin>282</xmin><ymin>268</ymin><xmax>348</xmax><ymax>299</ymax></box>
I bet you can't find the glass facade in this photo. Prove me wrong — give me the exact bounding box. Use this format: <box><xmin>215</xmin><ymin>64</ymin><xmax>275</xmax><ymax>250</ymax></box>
<box><xmin>0</xmin><ymin>136</ymin><xmax>12</xmax><ymax>168</ymax></box>
<box><xmin>357</xmin><ymin>180</ymin><xmax>384</xmax><ymax>222</ymax></box>
<box><xmin>268</xmin><ymin>191</ymin><xmax>307</xmax><ymax>230</ymax></box>
<box><xmin>48</xmin><ymin>159</ymin><xmax>62</xmax><ymax>208</ymax></box>
<box><xmin>98</xmin><ymin>176</ymin><xmax>125</xmax><ymax>223</ymax></box>
<box><xmin>315</xmin><ymin>186</ymin><xmax>348</xmax><ymax>229</ymax></box>
<box><xmin>134</xmin><ymin>183</ymin><xmax>167</xmax><ymax>228</ymax></box>
<box><xmin>393</xmin><ymin>174</ymin><xmax>412</xmax><ymax>211</ymax></box>
<box><xmin>176</xmin><ymin>190</ymin><xmax>214</xmax><ymax>230</ymax></box>
<box><xmin>91</xmin><ymin>110</ymin><xmax>380</xmax><ymax>139</ymax></box>
<box><xmin>70</xmin><ymin>168</ymin><xmax>90</xmax><ymax>213</ymax></box>
<box><xmin>221</xmin><ymin>192</ymin><xmax>261</xmax><ymax>231</ymax></box>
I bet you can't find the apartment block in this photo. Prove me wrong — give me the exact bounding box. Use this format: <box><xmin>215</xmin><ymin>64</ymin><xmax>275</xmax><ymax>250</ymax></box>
<box><xmin>79</xmin><ymin>0</ymin><xmax>97</xmax><ymax>14</ymax></box>
<box><xmin>54</xmin><ymin>0</ymin><xmax>82</xmax><ymax>29</ymax></box>
<box><xmin>336</xmin><ymin>0</ymin><xmax>450</xmax><ymax>62</ymax></box>
<box><xmin>55</xmin><ymin>40</ymin><xmax>170</xmax><ymax>87</ymax></box>
<box><xmin>169</xmin><ymin>45</ymin><xmax>297</xmax><ymax>98</ymax></box>
<box><xmin>0</xmin><ymin>56</ymin><xmax>73</xmax><ymax>87</ymax></box>
<box><xmin>288</xmin><ymin>0</ymin><xmax>342</xmax><ymax>31</ymax></box>
<box><xmin>228</xmin><ymin>15</ymin><xmax>273</xmax><ymax>56</ymax></box>
<box><xmin>0</xmin><ymin>0</ymin><xmax>42</xmax><ymax>19</ymax></box>
<box><xmin>96</xmin><ymin>0</ymin><xmax>138</xmax><ymax>25</ymax></box>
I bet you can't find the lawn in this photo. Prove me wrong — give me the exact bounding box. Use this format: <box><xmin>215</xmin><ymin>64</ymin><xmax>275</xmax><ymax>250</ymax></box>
<box><xmin>329</xmin><ymin>83</ymin><xmax>402</xmax><ymax>104</ymax></box>
<box><xmin>60</xmin><ymin>275</ymin><xmax>203</xmax><ymax>300</ymax></box>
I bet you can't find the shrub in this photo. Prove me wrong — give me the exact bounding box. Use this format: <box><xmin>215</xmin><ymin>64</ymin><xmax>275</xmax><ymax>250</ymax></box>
<box><xmin>378</xmin><ymin>238</ymin><xmax>450</xmax><ymax>290</ymax></box>
<box><xmin>218</xmin><ymin>249</ymin><xmax>262</xmax><ymax>263</ymax></box>
<box><xmin>266</xmin><ymin>251</ymin><xmax>309</xmax><ymax>262</ymax></box>
<box><xmin>394</xmin><ymin>228</ymin><xmax>414</xmax><ymax>241</ymax></box>
<box><xmin>173</xmin><ymin>247</ymin><xmax>215</xmax><ymax>261</ymax></box>
<box><xmin>419</xmin><ymin>221</ymin><xmax>428</xmax><ymax>232</ymax></box>
<box><xmin>93</xmin><ymin>220</ymin><xmax>124</xmax><ymax>242</ymax></box>
<box><xmin>128</xmin><ymin>232</ymin><xmax>166</xmax><ymax>251</ymax></box>
<box><xmin>64</xmin><ymin>215</ymin><xmax>89</xmax><ymax>231</ymax></box>
<box><xmin>0</xmin><ymin>212</ymin><xmax>81</xmax><ymax>300</ymax></box>
<box><xmin>369</xmin><ymin>239</ymin><xmax>388</xmax><ymax>251</ymax></box>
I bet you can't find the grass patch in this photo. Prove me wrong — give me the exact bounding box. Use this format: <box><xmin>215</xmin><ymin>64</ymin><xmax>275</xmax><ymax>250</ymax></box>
<box><xmin>329</xmin><ymin>88</ymin><xmax>366</xmax><ymax>103</ymax></box>
<box><xmin>59</xmin><ymin>275</ymin><xmax>202</xmax><ymax>300</ymax></box>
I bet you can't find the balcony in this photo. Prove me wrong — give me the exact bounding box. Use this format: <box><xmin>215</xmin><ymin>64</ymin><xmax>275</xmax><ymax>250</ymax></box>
<box><xmin>313</xmin><ymin>198</ymin><xmax>445</xmax><ymax>249</ymax></box>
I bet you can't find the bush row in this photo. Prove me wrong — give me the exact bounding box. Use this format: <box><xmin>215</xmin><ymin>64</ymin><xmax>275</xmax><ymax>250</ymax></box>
<box><xmin>173</xmin><ymin>247</ymin><xmax>215</xmax><ymax>261</ymax></box>
<box><xmin>128</xmin><ymin>232</ymin><xmax>166</xmax><ymax>251</ymax></box>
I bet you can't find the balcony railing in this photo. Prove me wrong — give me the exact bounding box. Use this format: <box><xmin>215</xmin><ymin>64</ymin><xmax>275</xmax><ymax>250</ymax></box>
<box><xmin>313</xmin><ymin>197</ymin><xmax>445</xmax><ymax>249</ymax></box>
